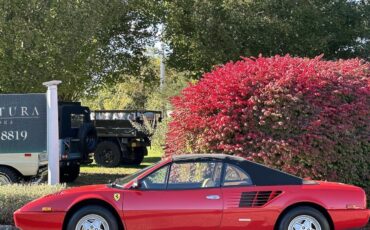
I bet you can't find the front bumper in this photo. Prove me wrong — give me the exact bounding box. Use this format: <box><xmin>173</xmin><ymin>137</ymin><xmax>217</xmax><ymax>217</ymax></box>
<box><xmin>329</xmin><ymin>209</ymin><xmax>369</xmax><ymax>230</ymax></box>
<box><xmin>60</xmin><ymin>159</ymin><xmax>80</xmax><ymax>169</ymax></box>
<box><xmin>30</xmin><ymin>165</ymin><xmax>48</xmax><ymax>184</ymax></box>
<box><xmin>14</xmin><ymin>209</ymin><xmax>65</xmax><ymax>230</ymax></box>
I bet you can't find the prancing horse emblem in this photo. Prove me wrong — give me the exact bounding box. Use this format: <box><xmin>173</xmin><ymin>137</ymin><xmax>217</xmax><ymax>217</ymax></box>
<box><xmin>114</xmin><ymin>193</ymin><xmax>120</xmax><ymax>201</ymax></box>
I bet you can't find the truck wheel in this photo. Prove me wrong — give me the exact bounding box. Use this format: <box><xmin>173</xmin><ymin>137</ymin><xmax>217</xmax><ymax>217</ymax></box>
<box><xmin>60</xmin><ymin>165</ymin><xmax>80</xmax><ymax>183</ymax></box>
<box><xmin>0</xmin><ymin>167</ymin><xmax>20</xmax><ymax>185</ymax></box>
<box><xmin>123</xmin><ymin>147</ymin><xmax>146</xmax><ymax>166</ymax></box>
<box><xmin>78</xmin><ymin>122</ymin><xmax>98</xmax><ymax>156</ymax></box>
<box><xmin>94</xmin><ymin>141</ymin><xmax>122</xmax><ymax>167</ymax></box>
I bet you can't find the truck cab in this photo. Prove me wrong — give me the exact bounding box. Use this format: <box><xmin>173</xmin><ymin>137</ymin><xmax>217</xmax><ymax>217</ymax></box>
<box><xmin>58</xmin><ymin>102</ymin><xmax>97</xmax><ymax>182</ymax></box>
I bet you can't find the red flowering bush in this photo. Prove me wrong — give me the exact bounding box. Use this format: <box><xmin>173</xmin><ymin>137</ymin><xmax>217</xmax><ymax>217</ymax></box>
<box><xmin>166</xmin><ymin>55</ymin><xmax>370</xmax><ymax>190</ymax></box>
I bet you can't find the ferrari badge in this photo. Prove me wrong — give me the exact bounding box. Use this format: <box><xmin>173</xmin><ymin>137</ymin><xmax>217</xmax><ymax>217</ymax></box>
<box><xmin>114</xmin><ymin>193</ymin><xmax>121</xmax><ymax>201</ymax></box>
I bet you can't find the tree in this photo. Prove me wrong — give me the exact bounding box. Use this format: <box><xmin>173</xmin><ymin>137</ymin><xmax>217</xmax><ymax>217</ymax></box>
<box><xmin>0</xmin><ymin>0</ymin><xmax>161</xmax><ymax>100</ymax></box>
<box><xmin>164</xmin><ymin>0</ymin><xmax>369</xmax><ymax>75</ymax></box>
<box><xmin>82</xmin><ymin>58</ymin><xmax>191</xmax><ymax>111</ymax></box>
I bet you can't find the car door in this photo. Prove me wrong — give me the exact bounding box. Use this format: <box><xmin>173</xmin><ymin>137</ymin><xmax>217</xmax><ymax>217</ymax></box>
<box><xmin>220</xmin><ymin>163</ymin><xmax>280</xmax><ymax>230</ymax></box>
<box><xmin>123</xmin><ymin>161</ymin><xmax>223</xmax><ymax>230</ymax></box>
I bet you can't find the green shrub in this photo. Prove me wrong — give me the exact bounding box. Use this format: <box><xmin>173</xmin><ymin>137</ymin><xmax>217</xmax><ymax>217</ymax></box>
<box><xmin>0</xmin><ymin>184</ymin><xmax>65</xmax><ymax>225</ymax></box>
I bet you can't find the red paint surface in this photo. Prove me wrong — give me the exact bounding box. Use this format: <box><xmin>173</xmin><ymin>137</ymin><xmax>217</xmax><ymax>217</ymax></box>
<box><xmin>14</xmin><ymin>158</ymin><xmax>369</xmax><ymax>230</ymax></box>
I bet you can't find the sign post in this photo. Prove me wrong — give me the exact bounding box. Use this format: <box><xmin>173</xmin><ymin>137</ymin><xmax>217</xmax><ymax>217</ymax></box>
<box><xmin>43</xmin><ymin>80</ymin><xmax>62</xmax><ymax>185</ymax></box>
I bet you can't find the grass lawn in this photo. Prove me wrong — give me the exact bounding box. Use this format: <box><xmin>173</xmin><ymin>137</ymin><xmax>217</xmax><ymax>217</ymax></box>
<box><xmin>68</xmin><ymin>146</ymin><xmax>163</xmax><ymax>187</ymax></box>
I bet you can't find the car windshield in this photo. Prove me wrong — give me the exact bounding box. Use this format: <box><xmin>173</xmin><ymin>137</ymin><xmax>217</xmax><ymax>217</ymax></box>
<box><xmin>114</xmin><ymin>164</ymin><xmax>157</xmax><ymax>186</ymax></box>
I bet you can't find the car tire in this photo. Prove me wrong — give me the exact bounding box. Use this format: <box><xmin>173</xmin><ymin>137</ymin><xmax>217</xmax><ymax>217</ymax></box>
<box><xmin>278</xmin><ymin>206</ymin><xmax>330</xmax><ymax>230</ymax></box>
<box><xmin>94</xmin><ymin>141</ymin><xmax>122</xmax><ymax>167</ymax></box>
<box><xmin>78</xmin><ymin>122</ymin><xmax>98</xmax><ymax>156</ymax></box>
<box><xmin>60</xmin><ymin>164</ymin><xmax>80</xmax><ymax>183</ymax></box>
<box><xmin>66</xmin><ymin>205</ymin><xmax>119</xmax><ymax>230</ymax></box>
<box><xmin>0</xmin><ymin>166</ymin><xmax>19</xmax><ymax>185</ymax></box>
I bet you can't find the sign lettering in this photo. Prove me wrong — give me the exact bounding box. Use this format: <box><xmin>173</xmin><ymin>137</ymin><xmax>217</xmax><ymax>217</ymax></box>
<box><xmin>0</xmin><ymin>94</ymin><xmax>46</xmax><ymax>153</ymax></box>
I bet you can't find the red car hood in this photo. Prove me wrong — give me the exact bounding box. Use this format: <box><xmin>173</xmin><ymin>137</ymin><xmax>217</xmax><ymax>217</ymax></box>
<box><xmin>60</xmin><ymin>184</ymin><xmax>109</xmax><ymax>194</ymax></box>
<box><xmin>18</xmin><ymin>184</ymin><xmax>119</xmax><ymax>213</ymax></box>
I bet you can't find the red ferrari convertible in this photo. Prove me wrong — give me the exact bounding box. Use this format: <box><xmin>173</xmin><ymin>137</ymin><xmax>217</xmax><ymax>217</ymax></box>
<box><xmin>14</xmin><ymin>154</ymin><xmax>369</xmax><ymax>230</ymax></box>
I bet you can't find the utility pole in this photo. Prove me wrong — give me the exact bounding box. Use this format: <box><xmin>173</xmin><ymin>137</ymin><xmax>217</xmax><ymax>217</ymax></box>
<box><xmin>160</xmin><ymin>41</ymin><xmax>165</xmax><ymax>90</ymax></box>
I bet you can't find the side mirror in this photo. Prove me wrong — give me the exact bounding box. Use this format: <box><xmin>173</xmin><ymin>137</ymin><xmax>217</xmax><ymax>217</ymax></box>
<box><xmin>131</xmin><ymin>180</ymin><xmax>140</xmax><ymax>189</ymax></box>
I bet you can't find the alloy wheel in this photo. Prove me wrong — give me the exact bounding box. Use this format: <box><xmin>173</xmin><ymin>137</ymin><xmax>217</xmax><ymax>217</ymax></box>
<box><xmin>75</xmin><ymin>214</ymin><xmax>109</xmax><ymax>230</ymax></box>
<box><xmin>288</xmin><ymin>215</ymin><xmax>322</xmax><ymax>230</ymax></box>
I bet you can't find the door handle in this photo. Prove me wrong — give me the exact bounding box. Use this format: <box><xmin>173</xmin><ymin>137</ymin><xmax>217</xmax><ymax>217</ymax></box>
<box><xmin>206</xmin><ymin>195</ymin><xmax>220</xmax><ymax>200</ymax></box>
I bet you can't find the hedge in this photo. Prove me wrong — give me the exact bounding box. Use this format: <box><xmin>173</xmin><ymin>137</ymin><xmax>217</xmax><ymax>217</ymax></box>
<box><xmin>166</xmin><ymin>55</ymin><xmax>369</xmax><ymax>195</ymax></box>
<box><xmin>0</xmin><ymin>184</ymin><xmax>65</xmax><ymax>225</ymax></box>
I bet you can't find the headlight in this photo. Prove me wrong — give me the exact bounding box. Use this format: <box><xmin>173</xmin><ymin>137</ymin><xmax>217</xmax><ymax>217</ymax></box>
<box><xmin>38</xmin><ymin>152</ymin><xmax>48</xmax><ymax>162</ymax></box>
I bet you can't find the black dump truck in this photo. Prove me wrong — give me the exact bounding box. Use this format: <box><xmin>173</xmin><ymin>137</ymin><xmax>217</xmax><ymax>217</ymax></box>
<box><xmin>91</xmin><ymin>110</ymin><xmax>162</xmax><ymax>167</ymax></box>
<box><xmin>59</xmin><ymin>102</ymin><xmax>97</xmax><ymax>182</ymax></box>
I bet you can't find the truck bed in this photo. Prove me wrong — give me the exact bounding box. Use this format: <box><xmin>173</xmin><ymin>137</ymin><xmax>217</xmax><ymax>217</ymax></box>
<box><xmin>93</xmin><ymin>120</ymin><xmax>137</xmax><ymax>137</ymax></box>
<box><xmin>91</xmin><ymin>110</ymin><xmax>162</xmax><ymax>138</ymax></box>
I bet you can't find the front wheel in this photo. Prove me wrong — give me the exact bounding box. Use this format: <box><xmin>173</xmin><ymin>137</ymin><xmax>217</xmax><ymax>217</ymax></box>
<box><xmin>67</xmin><ymin>205</ymin><xmax>118</xmax><ymax>230</ymax></box>
<box><xmin>94</xmin><ymin>141</ymin><xmax>122</xmax><ymax>167</ymax></box>
<box><xmin>78</xmin><ymin>122</ymin><xmax>98</xmax><ymax>157</ymax></box>
<box><xmin>60</xmin><ymin>164</ymin><xmax>80</xmax><ymax>183</ymax></box>
<box><xmin>278</xmin><ymin>206</ymin><xmax>330</xmax><ymax>230</ymax></box>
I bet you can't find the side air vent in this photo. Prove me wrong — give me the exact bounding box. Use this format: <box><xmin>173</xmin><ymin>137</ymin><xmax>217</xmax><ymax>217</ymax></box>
<box><xmin>239</xmin><ymin>191</ymin><xmax>282</xmax><ymax>207</ymax></box>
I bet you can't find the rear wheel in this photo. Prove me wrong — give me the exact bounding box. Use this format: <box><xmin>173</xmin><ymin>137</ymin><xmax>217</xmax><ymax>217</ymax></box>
<box><xmin>67</xmin><ymin>205</ymin><xmax>118</xmax><ymax>230</ymax></box>
<box><xmin>94</xmin><ymin>141</ymin><xmax>122</xmax><ymax>167</ymax></box>
<box><xmin>122</xmin><ymin>147</ymin><xmax>146</xmax><ymax>166</ymax></box>
<box><xmin>279</xmin><ymin>206</ymin><xmax>330</xmax><ymax>230</ymax></box>
<box><xmin>0</xmin><ymin>166</ymin><xmax>19</xmax><ymax>185</ymax></box>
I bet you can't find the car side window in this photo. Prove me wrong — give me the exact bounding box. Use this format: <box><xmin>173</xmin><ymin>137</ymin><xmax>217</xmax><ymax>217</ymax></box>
<box><xmin>222</xmin><ymin>163</ymin><xmax>252</xmax><ymax>187</ymax></box>
<box><xmin>167</xmin><ymin>162</ymin><xmax>222</xmax><ymax>189</ymax></box>
<box><xmin>140</xmin><ymin>165</ymin><xmax>169</xmax><ymax>190</ymax></box>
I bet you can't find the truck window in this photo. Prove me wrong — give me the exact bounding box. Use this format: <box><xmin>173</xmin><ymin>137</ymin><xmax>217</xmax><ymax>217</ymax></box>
<box><xmin>71</xmin><ymin>114</ymin><xmax>85</xmax><ymax>128</ymax></box>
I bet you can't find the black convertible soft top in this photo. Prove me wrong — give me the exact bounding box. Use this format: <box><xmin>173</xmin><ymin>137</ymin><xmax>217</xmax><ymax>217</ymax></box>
<box><xmin>172</xmin><ymin>154</ymin><xmax>303</xmax><ymax>186</ymax></box>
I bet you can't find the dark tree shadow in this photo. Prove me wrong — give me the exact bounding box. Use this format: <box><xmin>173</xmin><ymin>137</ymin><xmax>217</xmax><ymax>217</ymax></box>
<box><xmin>143</xmin><ymin>157</ymin><xmax>161</xmax><ymax>164</ymax></box>
<box><xmin>69</xmin><ymin>173</ymin><xmax>128</xmax><ymax>186</ymax></box>
<box><xmin>68</xmin><ymin>156</ymin><xmax>162</xmax><ymax>187</ymax></box>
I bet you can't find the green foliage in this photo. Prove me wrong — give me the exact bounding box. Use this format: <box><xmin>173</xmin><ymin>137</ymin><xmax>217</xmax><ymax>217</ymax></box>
<box><xmin>146</xmin><ymin>68</ymin><xmax>193</xmax><ymax>111</ymax></box>
<box><xmin>83</xmin><ymin>58</ymin><xmax>191</xmax><ymax>112</ymax></box>
<box><xmin>150</xmin><ymin>117</ymin><xmax>170</xmax><ymax>149</ymax></box>
<box><xmin>82</xmin><ymin>77</ymin><xmax>152</xmax><ymax>110</ymax></box>
<box><xmin>82</xmin><ymin>58</ymin><xmax>161</xmax><ymax>110</ymax></box>
<box><xmin>0</xmin><ymin>0</ymin><xmax>161</xmax><ymax>100</ymax></box>
<box><xmin>0</xmin><ymin>184</ymin><xmax>65</xmax><ymax>225</ymax></box>
<box><xmin>164</xmin><ymin>0</ymin><xmax>369</xmax><ymax>74</ymax></box>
